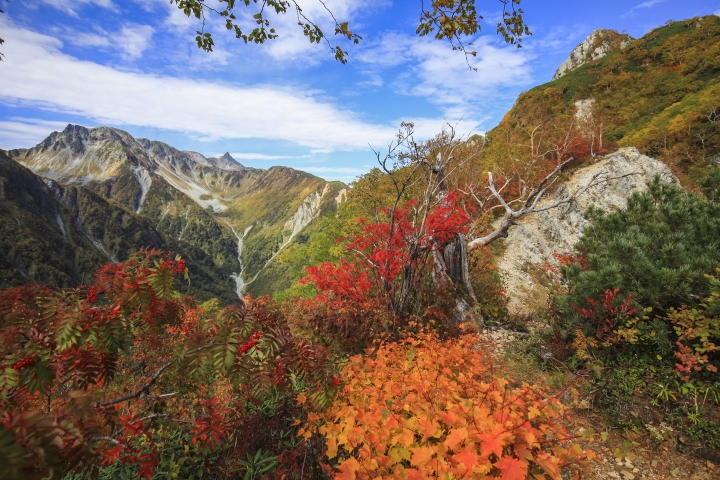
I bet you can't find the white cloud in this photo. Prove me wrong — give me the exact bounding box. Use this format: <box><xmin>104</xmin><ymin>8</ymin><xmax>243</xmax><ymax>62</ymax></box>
<box><xmin>227</xmin><ymin>153</ymin><xmax>294</xmax><ymax>161</ymax></box>
<box><xmin>66</xmin><ymin>31</ymin><xmax>112</xmax><ymax>48</ymax></box>
<box><xmin>117</xmin><ymin>24</ymin><xmax>154</xmax><ymax>60</ymax></box>
<box><xmin>0</xmin><ymin>118</ymin><xmax>73</xmax><ymax>149</ymax></box>
<box><xmin>621</xmin><ymin>0</ymin><xmax>666</xmax><ymax>19</ymax></box>
<box><xmin>38</xmin><ymin>0</ymin><xmax>117</xmax><ymax>16</ymax></box>
<box><xmin>356</xmin><ymin>32</ymin><xmax>532</xmax><ymax>125</ymax></box>
<box><xmin>302</xmin><ymin>166</ymin><xmax>366</xmax><ymax>174</ymax></box>
<box><xmin>62</xmin><ymin>24</ymin><xmax>154</xmax><ymax>60</ymax></box>
<box><xmin>0</xmin><ymin>19</ymin><xmax>396</xmax><ymax>151</ymax></box>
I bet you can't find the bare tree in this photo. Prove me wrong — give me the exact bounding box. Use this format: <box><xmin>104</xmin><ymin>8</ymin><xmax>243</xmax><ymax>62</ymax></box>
<box><xmin>365</xmin><ymin>122</ymin><xmax>635</xmax><ymax>327</ymax></box>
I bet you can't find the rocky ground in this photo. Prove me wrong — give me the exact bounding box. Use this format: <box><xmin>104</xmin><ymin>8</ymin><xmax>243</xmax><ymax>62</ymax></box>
<box><xmin>585</xmin><ymin>426</ymin><xmax>717</xmax><ymax>479</ymax></box>
<box><xmin>478</xmin><ymin>326</ymin><xmax>719</xmax><ymax>479</ymax></box>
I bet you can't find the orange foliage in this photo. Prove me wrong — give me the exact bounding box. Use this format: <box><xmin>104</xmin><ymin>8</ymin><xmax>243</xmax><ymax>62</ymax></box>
<box><xmin>302</xmin><ymin>329</ymin><xmax>591</xmax><ymax>479</ymax></box>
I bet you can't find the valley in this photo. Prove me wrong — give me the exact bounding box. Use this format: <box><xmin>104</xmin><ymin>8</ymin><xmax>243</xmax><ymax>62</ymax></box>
<box><xmin>2</xmin><ymin>125</ymin><xmax>346</xmax><ymax>300</ymax></box>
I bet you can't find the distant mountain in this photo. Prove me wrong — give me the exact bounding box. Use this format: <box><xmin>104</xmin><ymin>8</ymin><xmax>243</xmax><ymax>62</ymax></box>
<box><xmin>0</xmin><ymin>150</ymin><xmax>241</xmax><ymax>301</ymax></box>
<box><xmin>3</xmin><ymin>125</ymin><xmax>346</xmax><ymax>299</ymax></box>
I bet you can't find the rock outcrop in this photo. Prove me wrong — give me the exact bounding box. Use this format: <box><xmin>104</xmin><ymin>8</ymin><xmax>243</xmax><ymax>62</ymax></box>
<box><xmin>497</xmin><ymin>147</ymin><xmax>679</xmax><ymax>314</ymax></box>
<box><xmin>553</xmin><ymin>29</ymin><xmax>634</xmax><ymax>80</ymax></box>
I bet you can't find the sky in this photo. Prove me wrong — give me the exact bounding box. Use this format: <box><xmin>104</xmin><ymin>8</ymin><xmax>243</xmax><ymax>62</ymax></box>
<box><xmin>0</xmin><ymin>0</ymin><xmax>718</xmax><ymax>182</ymax></box>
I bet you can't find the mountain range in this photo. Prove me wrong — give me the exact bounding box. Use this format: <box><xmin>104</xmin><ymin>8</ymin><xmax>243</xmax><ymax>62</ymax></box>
<box><xmin>2</xmin><ymin>15</ymin><xmax>718</xmax><ymax>304</ymax></box>
<box><xmin>1</xmin><ymin>125</ymin><xmax>346</xmax><ymax>301</ymax></box>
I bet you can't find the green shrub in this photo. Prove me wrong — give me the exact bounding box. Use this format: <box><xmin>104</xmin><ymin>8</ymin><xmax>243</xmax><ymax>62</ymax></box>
<box><xmin>559</xmin><ymin>176</ymin><xmax>720</xmax><ymax>315</ymax></box>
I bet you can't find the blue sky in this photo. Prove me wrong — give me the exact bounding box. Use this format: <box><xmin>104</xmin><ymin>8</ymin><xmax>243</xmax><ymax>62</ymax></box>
<box><xmin>0</xmin><ymin>0</ymin><xmax>718</xmax><ymax>181</ymax></box>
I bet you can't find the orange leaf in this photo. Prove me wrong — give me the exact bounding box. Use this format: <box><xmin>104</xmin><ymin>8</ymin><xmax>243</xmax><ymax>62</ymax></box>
<box><xmin>586</xmin><ymin>448</ymin><xmax>598</xmax><ymax>461</ymax></box>
<box><xmin>495</xmin><ymin>455</ymin><xmax>528</xmax><ymax>480</ymax></box>
<box><xmin>418</xmin><ymin>418</ymin><xmax>438</xmax><ymax>438</ymax></box>
<box><xmin>534</xmin><ymin>451</ymin><xmax>561</xmax><ymax>478</ymax></box>
<box><xmin>441</xmin><ymin>411</ymin><xmax>458</xmax><ymax>426</ymax></box>
<box><xmin>410</xmin><ymin>446</ymin><xmax>435</xmax><ymax>466</ymax></box>
<box><xmin>335</xmin><ymin>457</ymin><xmax>360</xmax><ymax>480</ymax></box>
<box><xmin>395</xmin><ymin>428</ymin><xmax>415</xmax><ymax>448</ymax></box>
<box><xmin>403</xmin><ymin>467</ymin><xmax>425</xmax><ymax>480</ymax></box>
<box><xmin>453</xmin><ymin>450</ymin><xmax>477</xmax><ymax>471</ymax></box>
<box><xmin>478</xmin><ymin>425</ymin><xmax>511</xmax><ymax>458</ymax></box>
<box><xmin>444</xmin><ymin>427</ymin><xmax>468</xmax><ymax>450</ymax></box>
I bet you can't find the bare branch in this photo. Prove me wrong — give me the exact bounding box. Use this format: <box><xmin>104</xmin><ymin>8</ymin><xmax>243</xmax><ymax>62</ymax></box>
<box><xmin>468</xmin><ymin>160</ymin><xmax>641</xmax><ymax>249</ymax></box>
<box><xmin>522</xmin><ymin>157</ymin><xmax>575</xmax><ymax>210</ymax></box>
<box><xmin>91</xmin><ymin>361</ymin><xmax>173</xmax><ymax>408</ymax></box>
<box><xmin>487</xmin><ymin>172</ymin><xmax>513</xmax><ymax>213</ymax></box>
<box><xmin>88</xmin><ymin>436</ymin><xmax>121</xmax><ymax>445</ymax></box>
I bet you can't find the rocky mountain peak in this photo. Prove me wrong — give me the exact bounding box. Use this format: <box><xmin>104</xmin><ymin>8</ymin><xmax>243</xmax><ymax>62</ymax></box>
<box><xmin>553</xmin><ymin>29</ymin><xmax>634</xmax><ymax>80</ymax></box>
<box><xmin>207</xmin><ymin>152</ymin><xmax>244</xmax><ymax>171</ymax></box>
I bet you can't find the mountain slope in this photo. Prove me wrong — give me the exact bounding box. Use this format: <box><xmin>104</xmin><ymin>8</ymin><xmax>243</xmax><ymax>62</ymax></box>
<box><xmin>5</xmin><ymin>125</ymin><xmax>346</xmax><ymax>297</ymax></box>
<box><xmin>0</xmin><ymin>150</ymin><xmax>239</xmax><ymax>302</ymax></box>
<box><xmin>484</xmin><ymin>15</ymin><xmax>720</xmax><ymax>185</ymax></box>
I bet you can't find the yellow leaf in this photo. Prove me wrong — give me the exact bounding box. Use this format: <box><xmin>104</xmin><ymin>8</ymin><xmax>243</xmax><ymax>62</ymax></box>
<box><xmin>527</xmin><ymin>406</ymin><xmax>542</xmax><ymax>419</ymax></box>
<box><xmin>326</xmin><ymin>436</ymin><xmax>338</xmax><ymax>459</ymax></box>
<box><xmin>388</xmin><ymin>446</ymin><xmax>412</xmax><ymax>464</ymax></box>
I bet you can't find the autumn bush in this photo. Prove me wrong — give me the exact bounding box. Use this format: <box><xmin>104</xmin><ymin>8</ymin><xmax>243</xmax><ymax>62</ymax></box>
<box><xmin>293</xmin><ymin>191</ymin><xmax>483</xmax><ymax>355</ymax></box>
<box><xmin>303</xmin><ymin>328</ymin><xmax>593</xmax><ymax>479</ymax></box>
<box><xmin>0</xmin><ymin>249</ymin><xmax>337</xmax><ymax>479</ymax></box>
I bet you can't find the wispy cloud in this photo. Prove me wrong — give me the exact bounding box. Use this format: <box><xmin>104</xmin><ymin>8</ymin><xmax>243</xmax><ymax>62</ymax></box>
<box><xmin>0</xmin><ymin>19</ymin><xmax>395</xmax><ymax>151</ymax></box>
<box><xmin>356</xmin><ymin>32</ymin><xmax>533</xmax><ymax>129</ymax></box>
<box><xmin>227</xmin><ymin>153</ymin><xmax>294</xmax><ymax>161</ymax></box>
<box><xmin>37</xmin><ymin>0</ymin><xmax>118</xmax><ymax>17</ymax></box>
<box><xmin>621</xmin><ymin>0</ymin><xmax>666</xmax><ymax>19</ymax></box>
<box><xmin>117</xmin><ymin>24</ymin><xmax>154</xmax><ymax>60</ymax></box>
<box><xmin>0</xmin><ymin>117</ymin><xmax>74</xmax><ymax>149</ymax></box>
<box><xmin>63</xmin><ymin>24</ymin><xmax>154</xmax><ymax>60</ymax></box>
<box><xmin>65</xmin><ymin>31</ymin><xmax>111</xmax><ymax>48</ymax></box>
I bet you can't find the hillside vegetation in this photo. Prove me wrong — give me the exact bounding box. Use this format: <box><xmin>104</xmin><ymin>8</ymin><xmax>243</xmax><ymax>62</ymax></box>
<box><xmin>482</xmin><ymin>16</ymin><xmax>720</xmax><ymax>185</ymax></box>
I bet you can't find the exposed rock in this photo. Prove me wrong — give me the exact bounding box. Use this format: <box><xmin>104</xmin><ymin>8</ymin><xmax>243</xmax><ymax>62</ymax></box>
<box><xmin>131</xmin><ymin>165</ymin><xmax>152</xmax><ymax>213</ymax></box>
<box><xmin>497</xmin><ymin>147</ymin><xmax>679</xmax><ymax>314</ymax></box>
<box><xmin>452</xmin><ymin>298</ymin><xmax>482</xmax><ymax>328</ymax></box>
<box><xmin>206</xmin><ymin>152</ymin><xmax>245</xmax><ymax>171</ymax></box>
<box><xmin>335</xmin><ymin>188</ymin><xmax>347</xmax><ymax>208</ymax></box>
<box><xmin>283</xmin><ymin>184</ymin><xmax>328</xmax><ymax>240</ymax></box>
<box><xmin>553</xmin><ymin>29</ymin><xmax>634</xmax><ymax>80</ymax></box>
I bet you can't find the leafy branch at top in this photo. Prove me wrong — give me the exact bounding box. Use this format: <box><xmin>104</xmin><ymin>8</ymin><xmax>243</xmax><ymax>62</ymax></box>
<box><xmin>417</xmin><ymin>0</ymin><xmax>531</xmax><ymax>70</ymax></box>
<box><xmin>170</xmin><ymin>0</ymin><xmax>361</xmax><ymax>63</ymax></box>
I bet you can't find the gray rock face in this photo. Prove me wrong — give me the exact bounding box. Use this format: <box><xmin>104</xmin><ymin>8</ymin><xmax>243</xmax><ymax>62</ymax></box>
<box><xmin>496</xmin><ymin>147</ymin><xmax>679</xmax><ymax>314</ymax></box>
<box><xmin>207</xmin><ymin>152</ymin><xmax>244</xmax><ymax>171</ymax></box>
<box><xmin>553</xmin><ymin>29</ymin><xmax>634</xmax><ymax>80</ymax></box>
